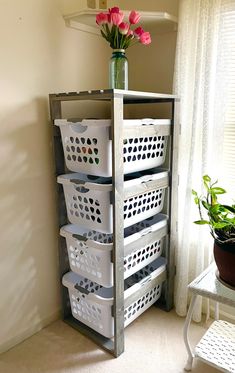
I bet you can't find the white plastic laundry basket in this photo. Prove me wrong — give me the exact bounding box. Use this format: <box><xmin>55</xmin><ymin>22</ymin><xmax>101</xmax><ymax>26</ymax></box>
<box><xmin>54</xmin><ymin>118</ymin><xmax>170</xmax><ymax>177</ymax></box>
<box><xmin>62</xmin><ymin>257</ymin><xmax>166</xmax><ymax>338</ymax></box>
<box><xmin>60</xmin><ymin>214</ymin><xmax>168</xmax><ymax>287</ymax></box>
<box><xmin>57</xmin><ymin>169</ymin><xmax>168</xmax><ymax>233</ymax></box>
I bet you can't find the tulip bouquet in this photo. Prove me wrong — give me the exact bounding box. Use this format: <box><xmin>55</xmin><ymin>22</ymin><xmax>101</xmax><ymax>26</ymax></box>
<box><xmin>96</xmin><ymin>7</ymin><xmax>151</xmax><ymax>49</ymax></box>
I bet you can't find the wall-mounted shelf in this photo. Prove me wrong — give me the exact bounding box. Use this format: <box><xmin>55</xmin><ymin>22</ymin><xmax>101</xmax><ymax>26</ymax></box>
<box><xmin>63</xmin><ymin>9</ymin><xmax>178</xmax><ymax>35</ymax></box>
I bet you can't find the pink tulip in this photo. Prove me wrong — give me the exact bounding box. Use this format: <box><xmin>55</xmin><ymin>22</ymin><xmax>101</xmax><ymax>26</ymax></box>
<box><xmin>129</xmin><ymin>10</ymin><xmax>140</xmax><ymax>25</ymax></box>
<box><xmin>96</xmin><ymin>7</ymin><xmax>151</xmax><ymax>50</ymax></box>
<box><xmin>133</xmin><ymin>26</ymin><xmax>144</xmax><ymax>38</ymax></box>
<box><xmin>127</xmin><ymin>29</ymin><xmax>134</xmax><ymax>38</ymax></box>
<box><xmin>109</xmin><ymin>6</ymin><xmax>120</xmax><ymax>14</ymax></box>
<box><xmin>96</xmin><ymin>12</ymin><xmax>108</xmax><ymax>25</ymax></box>
<box><xmin>108</xmin><ymin>6</ymin><xmax>124</xmax><ymax>24</ymax></box>
<box><xmin>119</xmin><ymin>22</ymin><xmax>129</xmax><ymax>35</ymax></box>
<box><xmin>110</xmin><ymin>12</ymin><xmax>124</xmax><ymax>26</ymax></box>
<box><xmin>107</xmin><ymin>12</ymin><xmax>111</xmax><ymax>23</ymax></box>
<box><xmin>139</xmin><ymin>31</ymin><xmax>151</xmax><ymax>45</ymax></box>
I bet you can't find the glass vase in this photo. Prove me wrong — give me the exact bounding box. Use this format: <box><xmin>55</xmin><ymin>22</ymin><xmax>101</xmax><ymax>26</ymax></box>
<box><xmin>109</xmin><ymin>49</ymin><xmax>128</xmax><ymax>90</ymax></box>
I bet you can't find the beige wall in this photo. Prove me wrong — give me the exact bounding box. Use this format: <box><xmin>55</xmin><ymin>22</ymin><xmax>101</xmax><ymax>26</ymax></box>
<box><xmin>0</xmin><ymin>0</ymin><xmax>110</xmax><ymax>353</ymax></box>
<box><xmin>0</xmin><ymin>0</ymin><xmax>178</xmax><ymax>353</ymax></box>
<box><xmin>110</xmin><ymin>0</ymin><xmax>179</xmax><ymax>118</ymax></box>
<box><xmin>59</xmin><ymin>0</ymin><xmax>178</xmax><ymax>15</ymax></box>
<box><xmin>124</xmin><ymin>0</ymin><xmax>178</xmax><ymax>100</ymax></box>
<box><xmin>114</xmin><ymin>0</ymin><xmax>178</xmax><ymax>16</ymax></box>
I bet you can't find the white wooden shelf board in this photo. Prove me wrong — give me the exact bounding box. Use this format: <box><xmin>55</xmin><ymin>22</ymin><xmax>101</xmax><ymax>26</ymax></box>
<box><xmin>63</xmin><ymin>9</ymin><xmax>178</xmax><ymax>35</ymax></box>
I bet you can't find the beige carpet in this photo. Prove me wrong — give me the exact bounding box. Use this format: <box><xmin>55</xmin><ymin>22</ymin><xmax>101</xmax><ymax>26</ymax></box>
<box><xmin>0</xmin><ymin>308</ymin><xmax>220</xmax><ymax>373</ymax></box>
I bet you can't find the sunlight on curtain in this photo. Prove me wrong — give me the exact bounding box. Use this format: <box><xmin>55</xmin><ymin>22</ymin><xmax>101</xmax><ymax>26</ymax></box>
<box><xmin>221</xmin><ymin>1</ymin><xmax>235</xmax><ymax>199</ymax></box>
<box><xmin>173</xmin><ymin>0</ymin><xmax>235</xmax><ymax>321</ymax></box>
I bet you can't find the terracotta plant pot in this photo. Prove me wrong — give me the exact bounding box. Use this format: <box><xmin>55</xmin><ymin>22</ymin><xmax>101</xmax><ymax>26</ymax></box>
<box><xmin>214</xmin><ymin>240</ymin><xmax>235</xmax><ymax>287</ymax></box>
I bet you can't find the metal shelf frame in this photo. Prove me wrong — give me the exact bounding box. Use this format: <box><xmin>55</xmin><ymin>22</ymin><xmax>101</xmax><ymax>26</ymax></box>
<box><xmin>49</xmin><ymin>89</ymin><xmax>179</xmax><ymax>358</ymax></box>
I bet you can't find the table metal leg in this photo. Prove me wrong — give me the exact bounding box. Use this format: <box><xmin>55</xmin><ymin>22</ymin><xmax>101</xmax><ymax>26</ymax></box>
<box><xmin>183</xmin><ymin>294</ymin><xmax>197</xmax><ymax>371</ymax></box>
<box><xmin>214</xmin><ymin>301</ymin><xmax>219</xmax><ymax>320</ymax></box>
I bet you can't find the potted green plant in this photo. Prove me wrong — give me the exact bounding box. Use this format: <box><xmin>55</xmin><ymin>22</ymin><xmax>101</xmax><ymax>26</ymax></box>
<box><xmin>192</xmin><ymin>175</ymin><xmax>235</xmax><ymax>287</ymax></box>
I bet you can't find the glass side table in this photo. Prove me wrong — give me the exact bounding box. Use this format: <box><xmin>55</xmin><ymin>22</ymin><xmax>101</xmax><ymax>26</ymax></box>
<box><xmin>183</xmin><ymin>263</ymin><xmax>235</xmax><ymax>372</ymax></box>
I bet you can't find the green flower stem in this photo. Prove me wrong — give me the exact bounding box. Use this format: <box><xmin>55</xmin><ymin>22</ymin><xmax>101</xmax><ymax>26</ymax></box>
<box><xmin>114</xmin><ymin>57</ymin><xmax>120</xmax><ymax>88</ymax></box>
<box><xmin>120</xmin><ymin>34</ymin><xmax>124</xmax><ymax>49</ymax></box>
<box><xmin>115</xmin><ymin>26</ymin><xmax>118</xmax><ymax>48</ymax></box>
<box><xmin>127</xmin><ymin>40</ymin><xmax>140</xmax><ymax>49</ymax></box>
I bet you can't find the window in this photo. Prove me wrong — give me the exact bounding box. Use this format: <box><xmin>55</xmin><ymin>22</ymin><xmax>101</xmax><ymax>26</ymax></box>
<box><xmin>222</xmin><ymin>1</ymin><xmax>235</xmax><ymax>196</ymax></box>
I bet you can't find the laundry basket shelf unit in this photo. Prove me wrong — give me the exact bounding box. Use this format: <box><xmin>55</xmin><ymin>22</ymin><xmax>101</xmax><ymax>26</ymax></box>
<box><xmin>49</xmin><ymin>89</ymin><xmax>179</xmax><ymax>358</ymax></box>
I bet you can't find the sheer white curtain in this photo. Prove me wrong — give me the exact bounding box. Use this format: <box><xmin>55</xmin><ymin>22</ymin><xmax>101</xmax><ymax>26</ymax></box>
<box><xmin>173</xmin><ymin>0</ymin><xmax>233</xmax><ymax>321</ymax></box>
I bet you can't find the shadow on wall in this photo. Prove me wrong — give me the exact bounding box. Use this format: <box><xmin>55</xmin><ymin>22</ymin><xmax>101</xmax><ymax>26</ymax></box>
<box><xmin>0</xmin><ymin>97</ymin><xmax>60</xmax><ymax>350</ymax></box>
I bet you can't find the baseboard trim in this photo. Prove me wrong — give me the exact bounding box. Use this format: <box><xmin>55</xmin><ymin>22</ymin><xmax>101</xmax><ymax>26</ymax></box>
<box><xmin>0</xmin><ymin>309</ymin><xmax>61</xmax><ymax>355</ymax></box>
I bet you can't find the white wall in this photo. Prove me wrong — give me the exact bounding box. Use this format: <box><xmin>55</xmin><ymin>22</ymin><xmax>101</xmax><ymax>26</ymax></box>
<box><xmin>0</xmin><ymin>0</ymin><xmax>179</xmax><ymax>353</ymax></box>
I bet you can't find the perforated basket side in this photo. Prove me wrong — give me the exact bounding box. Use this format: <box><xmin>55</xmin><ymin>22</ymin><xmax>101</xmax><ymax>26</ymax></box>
<box><xmin>123</xmin><ymin>244</ymin><xmax>166</xmax><ymax>327</ymax></box>
<box><xmin>63</xmin><ymin>270</ymin><xmax>114</xmax><ymax>338</ymax></box>
<box><xmin>68</xmin><ymin>289</ymin><xmax>114</xmax><ymax>338</ymax></box>
<box><xmin>61</xmin><ymin>214</ymin><xmax>168</xmax><ymax>287</ymax></box>
<box><xmin>123</xmin><ymin>136</ymin><xmax>168</xmax><ymax>174</ymax></box>
<box><xmin>63</xmin><ymin>184</ymin><xmax>113</xmax><ymax>233</ymax></box>
<box><xmin>58</xmin><ymin>122</ymin><xmax>112</xmax><ymax>177</ymax></box>
<box><xmin>64</xmin><ymin>230</ymin><xmax>165</xmax><ymax>287</ymax></box>
<box><xmin>123</xmin><ymin>188</ymin><xmax>166</xmax><ymax>228</ymax></box>
<box><xmin>124</xmin><ymin>238</ymin><xmax>164</xmax><ymax>279</ymax></box>
<box><xmin>55</xmin><ymin>119</ymin><xmax>170</xmax><ymax>177</ymax></box>
<box><xmin>124</xmin><ymin>283</ymin><xmax>162</xmax><ymax>326</ymax></box>
<box><xmin>65</xmin><ymin>234</ymin><xmax>113</xmax><ymax>288</ymax></box>
<box><xmin>63</xmin><ymin>258</ymin><xmax>166</xmax><ymax>338</ymax></box>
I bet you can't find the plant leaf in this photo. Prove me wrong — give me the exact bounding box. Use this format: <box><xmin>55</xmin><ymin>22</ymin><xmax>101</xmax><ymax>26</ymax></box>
<box><xmin>105</xmin><ymin>23</ymin><xmax>111</xmax><ymax>38</ymax></box>
<box><xmin>221</xmin><ymin>205</ymin><xmax>235</xmax><ymax>213</ymax></box>
<box><xmin>101</xmin><ymin>30</ymin><xmax>108</xmax><ymax>41</ymax></box>
<box><xmin>203</xmin><ymin>180</ymin><xmax>209</xmax><ymax>191</ymax></box>
<box><xmin>194</xmin><ymin>197</ymin><xmax>199</xmax><ymax>205</ymax></box>
<box><xmin>210</xmin><ymin>187</ymin><xmax>226</xmax><ymax>194</ymax></box>
<box><xmin>210</xmin><ymin>204</ymin><xmax>220</xmax><ymax>213</ymax></box>
<box><xmin>194</xmin><ymin>220</ymin><xmax>210</xmax><ymax>225</ymax></box>
<box><xmin>201</xmin><ymin>200</ymin><xmax>209</xmax><ymax>210</ymax></box>
<box><xmin>213</xmin><ymin>222</ymin><xmax>230</xmax><ymax>229</ymax></box>
<box><xmin>203</xmin><ymin>175</ymin><xmax>211</xmax><ymax>182</ymax></box>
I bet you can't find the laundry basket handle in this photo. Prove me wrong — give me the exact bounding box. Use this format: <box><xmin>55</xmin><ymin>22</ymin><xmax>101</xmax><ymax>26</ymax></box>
<box><xmin>139</xmin><ymin>275</ymin><xmax>152</xmax><ymax>287</ymax></box>
<box><xmin>70</xmin><ymin>121</ymin><xmax>88</xmax><ymax>134</ymax></box>
<box><xmin>140</xmin><ymin>175</ymin><xmax>154</xmax><ymax>183</ymax></box>
<box><xmin>72</xmin><ymin>233</ymin><xmax>88</xmax><ymax>242</ymax></box>
<box><xmin>140</xmin><ymin>227</ymin><xmax>152</xmax><ymax>237</ymax></box>
<box><xmin>74</xmin><ymin>284</ymin><xmax>89</xmax><ymax>295</ymax></box>
<box><xmin>140</xmin><ymin>118</ymin><xmax>154</xmax><ymax>125</ymax></box>
<box><xmin>71</xmin><ymin>180</ymin><xmax>90</xmax><ymax>193</ymax></box>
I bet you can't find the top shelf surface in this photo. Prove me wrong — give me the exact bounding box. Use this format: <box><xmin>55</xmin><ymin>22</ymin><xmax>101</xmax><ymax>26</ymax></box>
<box><xmin>50</xmin><ymin>89</ymin><xmax>178</xmax><ymax>103</ymax></box>
<box><xmin>63</xmin><ymin>9</ymin><xmax>178</xmax><ymax>35</ymax></box>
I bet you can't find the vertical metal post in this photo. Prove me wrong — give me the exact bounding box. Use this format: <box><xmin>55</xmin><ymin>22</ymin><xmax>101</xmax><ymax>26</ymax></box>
<box><xmin>183</xmin><ymin>294</ymin><xmax>197</xmax><ymax>371</ymax></box>
<box><xmin>165</xmin><ymin>98</ymin><xmax>180</xmax><ymax>310</ymax></box>
<box><xmin>49</xmin><ymin>96</ymin><xmax>71</xmax><ymax>319</ymax></box>
<box><xmin>214</xmin><ymin>302</ymin><xmax>219</xmax><ymax>320</ymax></box>
<box><xmin>111</xmin><ymin>93</ymin><xmax>125</xmax><ymax>357</ymax></box>
<box><xmin>49</xmin><ymin>95</ymin><xmax>62</xmax><ymax>121</ymax></box>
